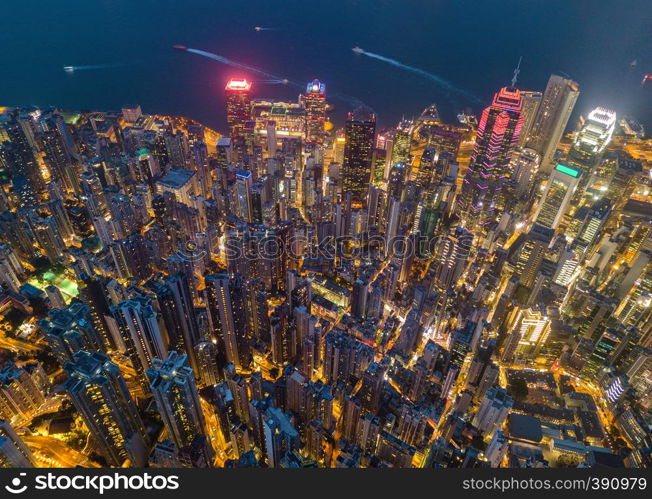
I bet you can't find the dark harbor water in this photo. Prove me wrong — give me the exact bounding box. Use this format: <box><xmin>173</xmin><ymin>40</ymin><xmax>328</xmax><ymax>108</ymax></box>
<box><xmin>2</xmin><ymin>0</ymin><xmax>652</xmax><ymax>132</ymax></box>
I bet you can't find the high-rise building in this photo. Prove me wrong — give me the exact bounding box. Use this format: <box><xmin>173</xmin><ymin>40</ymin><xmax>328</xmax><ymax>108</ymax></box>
<box><xmin>235</xmin><ymin>170</ymin><xmax>253</xmax><ymax>222</ymax></box>
<box><xmin>262</xmin><ymin>406</ymin><xmax>300</xmax><ymax>467</ymax></box>
<box><xmin>64</xmin><ymin>351</ymin><xmax>149</xmax><ymax>466</ymax></box>
<box><xmin>303</xmin><ymin>79</ymin><xmax>326</xmax><ymax>144</ymax></box>
<box><xmin>0</xmin><ymin>364</ymin><xmax>45</xmax><ymax>424</ymax></box>
<box><xmin>111</xmin><ymin>296</ymin><xmax>167</xmax><ymax>391</ymax></box>
<box><xmin>0</xmin><ymin>419</ymin><xmax>35</xmax><ymax>467</ymax></box>
<box><xmin>147</xmin><ymin>351</ymin><xmax>210</xmax><ymax>450</ymax></box>
<box><xmin>342</xmin><ymin>110</ymin><xmax>376</xmax><ymax>205</ymax></box>
<box><xmin>533</xmin><ymin>162</ymin><xmax>582</xmax><ymax>229</ymax></box>
<box><xmin>40</xmin><ymin>301</ymin><xmax>106</xmax><ymax>365</ymax></box>
<box><xmin>566</xmin><ymin>107</ymin><xmax>616</xmax><ymax>180</ymax></box>
<box><xmin>517</xmin><ymin>91</ymin><xmax>543</xmax><ymax>145</ymax></box>
<box><xmin>472</xmin><ymin>386</ymin><xmax>513</xmax><ymax>435</ymax></box>
<box><xmin>225</xmin><ymin>79</ymin><xmax>252</xmax><ymax>138</ymax></box>
<box><xmin>204</xmin><ymin>274</ymin><xmax>251</xmax><ymax>369</ymax></box>
<box><xmin>526</xmin><ymin>75</ymin><xmax>580</xmax><ymax>172</ymax></box>
<box><xmin>457</xmin><ymin>87</ymin><xmax>524</xmax><ymax>230</ymax></box>
<box><xmin>151</xmin><ymin>273</ymin><xmax>201</xmax><ymax>373</ymax></box>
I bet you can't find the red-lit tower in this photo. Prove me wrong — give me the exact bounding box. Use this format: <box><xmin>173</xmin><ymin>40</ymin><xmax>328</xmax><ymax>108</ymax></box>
<box><xmin>302</xmin><ymin>79</ymin><xmax>326</xmax><ymax>144</ymax></box>
<box><xmin>457</xmin><ymin>87</ymin><xmax>524</xmax><ymax>231</ymax></box>
<box><xmin>225</xmin><ymin>79</ymin><xmax>252</xmax><ymax>138</ymax></box>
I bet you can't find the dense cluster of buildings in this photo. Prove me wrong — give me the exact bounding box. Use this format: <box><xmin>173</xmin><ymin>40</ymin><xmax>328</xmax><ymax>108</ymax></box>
<box><xmin>0</xmin><ymin>71</ymin><xmax>650</xmax><ymax>468</ymax></box>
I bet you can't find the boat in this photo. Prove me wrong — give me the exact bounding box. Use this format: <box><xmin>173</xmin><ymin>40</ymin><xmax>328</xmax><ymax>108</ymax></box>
<box><xmin>352</xmin><ymin>46</ymin><xmax>364</xmax><ymax>55</ymax></box>
<box><xmin>63</xmin><ymin>66</ymin><xmax>74</xmax><ymax>73</ymax></box>
<box><xmin>173</xmin><ymin>45</ymin><xmax>187</xmax><ymax>51</ymax></box>
<box><xmin>254</xmin><ymin>26</ymin><xmax>262</xmax><ymax>31</ymax></box>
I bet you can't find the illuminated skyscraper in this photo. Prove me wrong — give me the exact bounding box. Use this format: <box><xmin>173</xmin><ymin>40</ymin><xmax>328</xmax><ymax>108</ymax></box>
<box><xmin>517</xmin><ymin>90</ymin><xmax>543</xmax><ymax>145</ymax></box>
<box><xmin>111</xmin><ymin>297</ymin><xmax>167</xmax><ymax>391</ymax></box>
<box><xmin>526</xmin><ymin>75</ymin><xmax>580</xmax><ymax>172</ymax></box>
<box><xmin>534</xmin><ymin>162</ymin><xmax>582</xmax><ymax>229</ymax></box>
<box><xmin>235</xmin><ymin>170</ymin><xmax>253</xmax><ymax>222</ymax></box>
<box><xmin>204</xmin><ymin>274</ymin><xmax>251</xmax><ymax>370</ymax></box>
<box><xmin>225</xmin><ymin>79</ymin><xmax>252</xmax><ymax>138</ymax></box>
<box><xmin>342</xmin><ymin>110</ymin><xmax>376</xmax><ymax>205</ymax></box>
<box><xmin>147</xmin><ymin>351</ymin><xmax>210</xmax><ymax>449</ymax></box>
<box><xmin>566</xmin><ymin>107</ymin><xmax>616</xmax><ymax>186</ymax></box>
<box><xmin>64</xmin><ymin>351</ymin><xmax>149</xmax><ymax>467</ymax></box>
<box><xmin>303</xmin><ymin>79</ymin><xmax>326</xmax><ymax>144</ymax></box>
<box><xmin>457</xmin><ymin>87</ymin><xmax>524</xmax><ymax>230</ymax></box>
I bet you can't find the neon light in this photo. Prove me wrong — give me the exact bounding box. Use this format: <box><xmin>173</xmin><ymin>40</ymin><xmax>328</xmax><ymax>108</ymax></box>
<box><xmin>226</xmin><ymin>79</ymin><xmax>252</xmax><ymax>91</ymax></box>
<box><xmin>554</xmin><ymin>163</ymin><xmax>581</xmax><ymax>178</ymax></box>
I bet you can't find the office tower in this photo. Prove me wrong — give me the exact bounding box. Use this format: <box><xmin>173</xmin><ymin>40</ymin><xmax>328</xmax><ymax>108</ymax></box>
<box><xmin>566</xmin><ymin>107</ymin><xmax>616</xmax><ymax>177</ymax></box>
<box><xmin>64</xmin><ymin>351</ymin><xmax>148</xmax><ymax>467</ymax></box>
<box><xmin>472</xmin><ymin>386</ymin><xmax>513</xmax><ymax>435</ymax></box>
<box><xmin>533</xmin><ymin>162</ymin><xmax>582</xmax><ymax>229</ymax></box>
<box><xmin>509</xmin><ymin>308</ymin><xmax>551</xmax><ymax>363</ymax></box>
<box><xmin>511</xmin><ymin>147</ymin><xmax>540</xmax><ymax>198</ymax></box>
<box><xmin>235</xmin><ymin>170</ymin><xmax>253</xmax><ymax>222</ymax></box>
<box><xmin>432</xmin><ymin>226</ymin><xmax>472</xmax><ymax>291</ymax></box>
<box><xmin>575</xmin><ymin>197</ymin><xmax>611</xmax><ymax>250</ymax></box>
<box><xmin>225</xmin><ymin>79</ymin><xmax>252</xmax><ymax>138</ymax></box>
<box><xmin>581</xmin><ymin>329</ymin><xmax>621</xmax><ymax>379</ymax></box>
<box><xmin>428</xmin><ymin>123</ymin><xmax>463</xmax><ymax>160</ymax></box>
<box><xmin>391</xmin><ymin>119</ymin><xmax>412</xmax><ymax>165</ymax></box>
<box><xmin>0</xmin><ymin>364</ymin><xmax>45</xmax><ymax>424</ymax></box>
<box><xmin>0</xmin><ymin>420</ymin><xmax>35</xmax><ymax>466</ymax></box>
<box><xmin>526</xmin><ymin>75</ymin><xmax>580</xmax><ymax>172</ymax></box>
<box><xmin>457</xmin><ymin>87</ymin><xmax>524</xmax><ymax>230</ymax></box>
<box><xmin>147</xmin><ymin>351</ymin><xmax>210</xmax><ymax>451</ymax></box>
<box><xmin>514</xmin><ymin>224</ymin><xmax>554</xmax><ymax>291</ymax></box>
<box><xmin>342</xmin><ymin>109</ymin><xmax>376</xmax><ymax>205</ymax></box>
<box><xmin>263</xmin><ymin>406</ymin><xmax>300</xmax><ymax>467</ymax></box>
<box><xmin>204</xmin><ymin>274</ymin><xmax>251</xmax><ymax>370</ymax></box>
<box><xmin>111</xmin><ymin>296</ymin><xmax>167</xmax><ymax>390</ymax></box>
<box><xmin>303</xmin><ymin>79</ymin><xmax>326</xmax><ymax>144</ymax></box>
<box><xmin>517</xmin><ymin>90</ymin><xmax>543</xmax><ymax>145</ymax></box>
<box><xmin>39</xmin><ymin>302</ymin><xmax>106</xmax><ymax>365</ymax></box>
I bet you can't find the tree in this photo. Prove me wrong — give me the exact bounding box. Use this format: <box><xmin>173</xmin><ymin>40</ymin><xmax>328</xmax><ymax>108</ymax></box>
<box><xmin>508</xmin><ymin>378</ymin><xmax>529</xmax><ymax>402</ymax></box>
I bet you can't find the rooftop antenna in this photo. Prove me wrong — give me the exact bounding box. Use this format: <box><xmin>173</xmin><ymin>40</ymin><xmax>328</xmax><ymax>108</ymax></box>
<box><xmin>511</xmin><ymin>56</ymin><xmax>522</xmax><ymax>87</ymax></box>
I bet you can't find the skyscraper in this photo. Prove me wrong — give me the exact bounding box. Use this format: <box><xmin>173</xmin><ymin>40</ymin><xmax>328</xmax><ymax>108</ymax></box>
<box><xmin>225</xmin><ymin>79</ymin><xmax>252</xmax><ymax>138</ymax></box>
<box><xmin>111</xmin><ymin>296</ymin><xmax>167</xmax><ymax>391</ymax></box>
<box><xmin>472</xmin><ymin>386</ymin><xmax>513</xmax><ymax>435</ymax></box>
<box><xmin>526</xmin><ymin>75</ymin><xmax>580</xmax><ymax>173</ymax></box>
<box><xmin>342</xmin><ymin>110</ymin><xmax>376</xmax><ymax>206</ymax></box>
<box><xmin>0</xmin><ymin>419</ymin><xmax>35</xmax><ymax>467</ymax></box>
<box><xmin>517</xmin><ymin>90</ymin><xmax>543</xmax><ymax>145</ymax></box>
<box><xmin>64</xmin><ymin>351</ymin><xmax>149</xmax><ymax>467</ymax></box>
<box><xmin>457</xmin><ymin>87</ymin><xmax>524</xmax><ymax>230</ymax></box>
<box><xmin>533</xmin><ymin>162</ymin><xmax>582</xmax><ymax>229</ymax></box>
<box><xmin>147</xmin><ymin>351</ymin><xmax>210</xmax><ymax>449</ymax></box>
<box><xmin>204</xmin><ymin>274</ymin><xmax>251</xmax><ymax>370</ymax></box>
<box><xmin>566</xmin><ymin>107</ymin><xmax>616</xmax><ymax>189</ymax></box>
<box><xmin>303</xmin><ymin>79</ymin><xmax>327</xmax><ymax>144</ymax></box>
